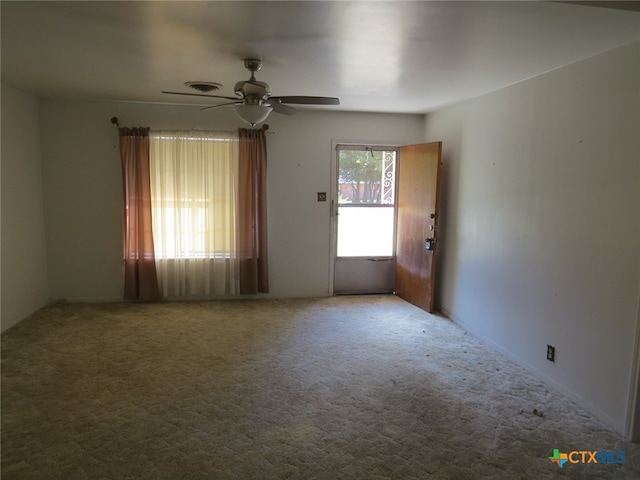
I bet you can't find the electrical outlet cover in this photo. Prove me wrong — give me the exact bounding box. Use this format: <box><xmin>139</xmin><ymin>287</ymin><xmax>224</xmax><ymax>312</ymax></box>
<box><xmin>546</xmin><ymin>345</ymin><xmax>555</xmax><ymax>362</ymax></box>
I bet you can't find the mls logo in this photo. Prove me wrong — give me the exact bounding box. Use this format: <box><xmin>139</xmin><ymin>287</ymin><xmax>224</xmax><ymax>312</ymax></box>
<box><xmin>549</xmin><ymin>448</ymin><xmax>625</xmax><ymax>468</ymax></box>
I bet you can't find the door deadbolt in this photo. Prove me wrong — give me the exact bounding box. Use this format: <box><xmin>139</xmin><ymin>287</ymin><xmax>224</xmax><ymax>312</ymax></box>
<box><xmin>425</xmin><ymin>238</ymin><xmax>436</xmax><ymax>251</ymax></box>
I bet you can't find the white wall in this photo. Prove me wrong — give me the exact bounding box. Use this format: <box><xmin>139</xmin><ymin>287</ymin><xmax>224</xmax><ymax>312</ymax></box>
<box><xmin>38</xmin><ymin>99</ymin><xmax>424</xmax><ymax>301</ymax></box>
<box><xmin>425</xmin><ymin>41</ymin><xmax>640</xmax><ymax>435</ymax></box>
<box><xmin>1</xmin><ymin>85</ymin><xmax>50</xmax><ymax>332</ymax></box>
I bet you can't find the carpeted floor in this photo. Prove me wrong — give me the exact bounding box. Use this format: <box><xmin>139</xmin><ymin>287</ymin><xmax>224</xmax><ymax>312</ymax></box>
<box><xmin>1</xmin><ymin>295</ymin><xmax>638</xmax><ymax>479</ymax></box>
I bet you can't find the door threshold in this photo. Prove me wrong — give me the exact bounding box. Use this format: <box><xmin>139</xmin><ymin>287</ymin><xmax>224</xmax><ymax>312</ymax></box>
<box><xmin>334</xmin><ymin>290</ymin><xmax>394</xmax><ymax>296</ymax></box>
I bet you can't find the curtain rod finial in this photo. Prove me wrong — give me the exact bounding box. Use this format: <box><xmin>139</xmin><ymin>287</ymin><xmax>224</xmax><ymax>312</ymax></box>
<box><xmin>111</xmin><ymin>116</ymin><xmax>120</xmax><ymax>127</ymax></box>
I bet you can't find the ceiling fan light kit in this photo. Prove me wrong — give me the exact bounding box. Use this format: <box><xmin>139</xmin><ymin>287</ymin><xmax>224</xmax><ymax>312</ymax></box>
<box><xmin>163</xmin><ymin>58</ymin><xmax>340</xmax><ymax>126</ymax></box>
<box><xmin>233</xmin><ymin>104</ymin><xmax>273</xmax><ymax>127</ymax></box>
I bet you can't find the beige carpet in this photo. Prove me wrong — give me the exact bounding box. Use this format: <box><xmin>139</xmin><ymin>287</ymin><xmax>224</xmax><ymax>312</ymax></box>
<box><xmin>2</xmin><ymin>295</ymin><xmax>638</xmax><ymax>479</ymax></box>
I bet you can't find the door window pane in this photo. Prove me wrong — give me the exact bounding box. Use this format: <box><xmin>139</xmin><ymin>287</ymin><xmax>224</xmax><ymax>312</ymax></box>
<box><xmin>337</xmin><ymin>206</ymin><xmax>394</xmax><ymax>256</ymax></box>
<box><xmin>338</xmin><ymin>150</ymin><xmax>396</xmax><ymax>205</ymax></box>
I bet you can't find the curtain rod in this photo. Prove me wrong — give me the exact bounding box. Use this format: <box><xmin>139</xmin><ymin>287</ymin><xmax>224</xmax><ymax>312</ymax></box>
<box><xmin>110</xmin><ymin>117</ymin><xmax>273</xmax><ymax>134</ymax></box>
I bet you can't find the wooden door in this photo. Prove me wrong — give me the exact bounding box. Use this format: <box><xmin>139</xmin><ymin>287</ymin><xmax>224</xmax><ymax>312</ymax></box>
<box><xmin>395</xmin><ymin>142</ymin><xmax>442</xmax><ymax>312</ymax></box>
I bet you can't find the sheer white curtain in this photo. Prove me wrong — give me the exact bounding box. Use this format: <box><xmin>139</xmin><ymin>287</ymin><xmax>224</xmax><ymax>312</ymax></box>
<box><xmin>149</xmin><ymin>131</ymin><xmax>239</xmax><ymax>296</ymax></box>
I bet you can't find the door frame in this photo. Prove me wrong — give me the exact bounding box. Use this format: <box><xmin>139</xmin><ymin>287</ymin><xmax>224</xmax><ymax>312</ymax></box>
<box><xmin>329</xmin><ymin>139</ymin><xmax>404</xmax><ymax>295</ymax></box>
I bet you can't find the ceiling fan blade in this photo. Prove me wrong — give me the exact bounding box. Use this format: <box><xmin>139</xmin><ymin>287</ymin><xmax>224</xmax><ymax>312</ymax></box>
<box><xmin>268</xmin><ymin>101</ymin><xmax>298</xmax><ymax>116</ymax></box>
<box><xmin>162</xmin><ymin>91</ymin><xmax>239</xmax><ymax>101</ymax></box>
<box><xmin>200</xmin><ymin>101</ymin><xmax>243</xmax><ymax>112</ymax></box>
<box><xmin>270</xmin><ymin>96</ymin><xmax>340</xmax><ymax>105</ymax></box>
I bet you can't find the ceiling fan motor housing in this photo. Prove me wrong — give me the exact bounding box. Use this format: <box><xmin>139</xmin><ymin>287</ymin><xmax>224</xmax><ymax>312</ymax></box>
<box><xmin>236</xmin><ymin>58</ymin><xmax>271</xmax><ymax>102</ymax></box>
<box><xmin>235</xmin><ymin>80</ymin><xmax>271</xmax><ymax>102</ymax></box>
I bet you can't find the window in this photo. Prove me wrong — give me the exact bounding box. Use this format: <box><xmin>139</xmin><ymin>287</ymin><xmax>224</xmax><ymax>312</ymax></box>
<box><xmin>150</xmin><ymin>131</ymin><xmax>238</xmax><ymax>259</ymax></box>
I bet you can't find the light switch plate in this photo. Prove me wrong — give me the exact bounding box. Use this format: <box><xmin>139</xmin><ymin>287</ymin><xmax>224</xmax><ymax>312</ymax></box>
<box><xmin>317</xmin><ymin>192</ymin><xmax>327</xmax><ymax>202</ymax></box>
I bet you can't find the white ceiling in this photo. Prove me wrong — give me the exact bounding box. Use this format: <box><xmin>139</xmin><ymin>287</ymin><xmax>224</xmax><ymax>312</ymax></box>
<box><xmin>2</xmin><ymin>1</ymin><xmax>639</xmax><ymax>115</ymax></box>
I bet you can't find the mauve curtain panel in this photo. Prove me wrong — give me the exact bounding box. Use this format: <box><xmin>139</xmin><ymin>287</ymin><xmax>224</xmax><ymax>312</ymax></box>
<box><xmin>238</xmin><ymin>128</ymin><xmax>269</xmax><ymax>294</ymax></box>
<box><xmin>119</xmin><ymin>127</ymin><xmax>162</xmax><ymax>301</ymax></box>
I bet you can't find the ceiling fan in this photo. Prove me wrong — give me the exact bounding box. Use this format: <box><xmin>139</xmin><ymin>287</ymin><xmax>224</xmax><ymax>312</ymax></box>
<box><xmin>162</xmin><ymin>58</ymin><xmax>340</xmax><ymax>126</ymax></box>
